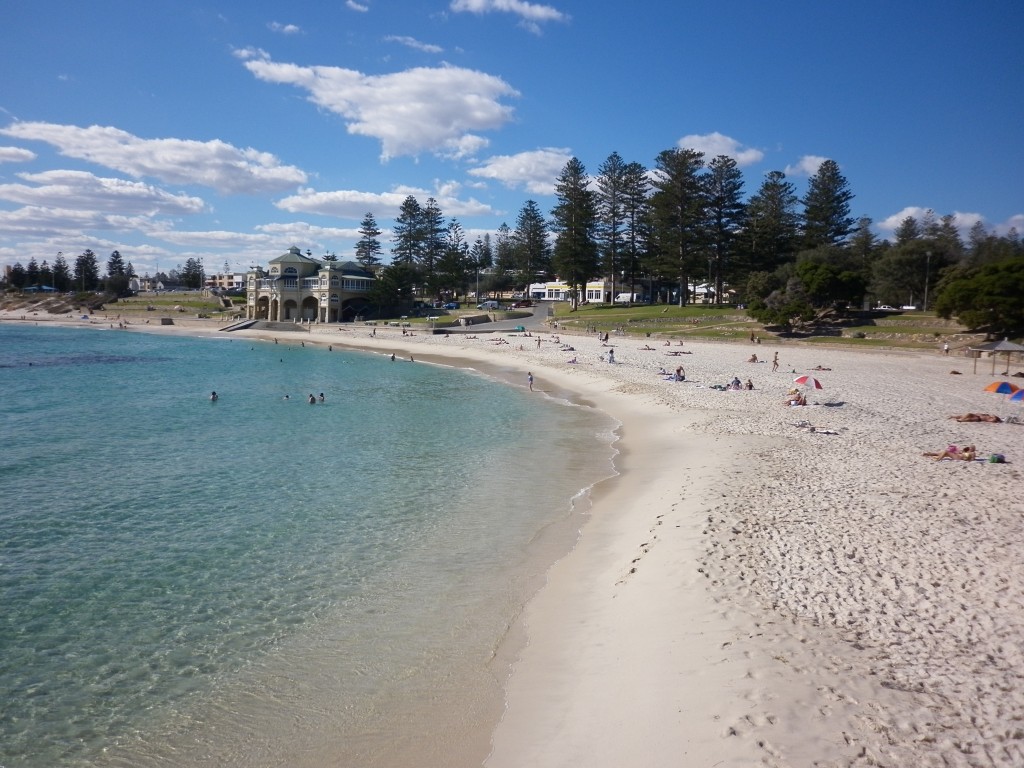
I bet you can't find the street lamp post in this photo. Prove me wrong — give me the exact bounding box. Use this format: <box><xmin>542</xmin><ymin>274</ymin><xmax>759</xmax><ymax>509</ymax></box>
<box><xmin>923</xmin><ymin>251</ymin><xmax>932</xmax><ymax>311</ymax></box>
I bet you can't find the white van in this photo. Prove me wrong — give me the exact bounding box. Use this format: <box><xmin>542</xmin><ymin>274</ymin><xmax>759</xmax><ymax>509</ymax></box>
<box><xmin>477</xmin><ymin>300</ymin><xmax>499</xmax><ymax>310</ymax></box>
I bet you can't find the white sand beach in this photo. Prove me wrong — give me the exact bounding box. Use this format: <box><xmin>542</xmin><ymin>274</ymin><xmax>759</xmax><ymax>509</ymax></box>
<box><xmin>7</xmin><ymin>309</ymin><xmax>1024</xmax><ymax>766</ymax></box>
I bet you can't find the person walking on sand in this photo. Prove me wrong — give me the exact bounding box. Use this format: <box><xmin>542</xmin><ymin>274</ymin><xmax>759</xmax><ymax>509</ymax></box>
<box><xmin>528</xmin><ymin>371</ymin><xmax>534</xmax><ymax>391</ymax></box>
<box><xmin>943</xmin><ymin>341</ymin><xmax>950</xmax><ymax>355</ymax></box>
<box><xmin>772</xmin><ymin>351</ymin><xmax>779</xmax><ymax>372</ymax></box>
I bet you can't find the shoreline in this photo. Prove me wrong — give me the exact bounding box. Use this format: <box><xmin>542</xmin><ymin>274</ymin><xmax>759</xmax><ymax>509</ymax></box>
<box><xmin>6</xmin><ymin>311</ymin><xmax>1024</xmax><ymax>765</ymax></box>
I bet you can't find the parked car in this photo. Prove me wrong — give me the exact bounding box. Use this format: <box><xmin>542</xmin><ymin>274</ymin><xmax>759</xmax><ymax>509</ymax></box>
<box><xmin>443</xmin><ymin>301</ymin><xmax>460</xmax><ymax>310</ymax></box>
<box><xmin>477</xmin><ymin>300</ymin><xmax>500</xmax><ymax>310</ymax></box>
<box><xmin>876</xmin><ymin>304</ymin><xmax>899</xmax><ymax>311</ymax></box>
<box><xmin>511</xmin><ymin>300</ymin><xmax>532</xmax><ymax>308</ymax></box>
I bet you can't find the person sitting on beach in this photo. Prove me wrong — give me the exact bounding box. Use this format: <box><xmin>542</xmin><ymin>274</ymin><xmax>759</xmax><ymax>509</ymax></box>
<box><xmin>949</xmin><ymin>413</ymin><xmax>1002</xmax><ymax>423</ymax></box>
<box><xmin>729</xmin><ymin>377</ymin><xmax>742</xmax><ymax>390</ymax></box>
<box><xmin>747</xmin><ymin>354</ymin><xmax>758</xmax><ymax>363</ymax></box>
<box><xmin>640</xmin><ymin>344</ymin><xmax>656</xmax><ymax>350</ymax></box>
<box><xmin>567</xmin><ymin>356</ymin><xmax>578</xmax><ymax>364</ymax></box>
<box><xmin>673</xmin><ymin>366</ymin><xmax>685</xmax><ymax>382</ymax></box>
<box><xmin>745</xmin><ymin>379</ymin><xmax>754</xmax><ymax>390</ymax></box>
<box><xmin>786</xmin><ymin>392</ymin><xmax>807</xmax><ymax>406</ymax></box>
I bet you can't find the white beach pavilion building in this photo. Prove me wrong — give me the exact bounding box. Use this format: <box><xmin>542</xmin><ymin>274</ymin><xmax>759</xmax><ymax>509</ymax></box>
<box><xmin>245</xmin><ymin>247</ymin><xmax>376</xmax><ymax>323</ymax></box>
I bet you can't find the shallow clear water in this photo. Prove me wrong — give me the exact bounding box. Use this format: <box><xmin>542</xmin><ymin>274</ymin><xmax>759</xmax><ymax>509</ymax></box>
<box><xmin>0</xmin><ymin>323</ymin><xmax>617</xmax><ymax>767</ymax></box>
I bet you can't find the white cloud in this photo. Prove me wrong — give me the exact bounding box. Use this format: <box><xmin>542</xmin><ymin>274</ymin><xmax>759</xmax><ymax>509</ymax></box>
<box><xmin>268</xmin><ymin>21</ymin><xmax>302</xmax><ymax>35</ymax></box>
<box><xmin>784</xmin><ymin>155</ymin><xmax>828</xmax><ymax>177</ymax></box>
<box><xmin>677</xmin><ymin>132</ymin><xmax>763</xmax><ymax>167</ymax></box>
<box><xmin>346</xmin><ymin>0</ymin><xmax>369</xmax><ymax>11</ymax></box>
<box><xmin>0</xmin><ymin>146</ymin><xmax>36</xmax><ymax>163</ymax></box>
<box><xmin>467</xmin><ymin>147</ymin><xmax>572</xmax><ymax>195</ymax></box>
<box><xmin>0</xmin><ymin>170</ymin><xmax>205</xmax><ymax>215</ymax></box>
<box><xmin>276</xmin><ymin>183</ymin><xmax>494</xmax><ymax>219</ymax></box>
<box><xmin>1001</xmin><ymin>213</ymin><xmax>1024</xmax><ymax>235</ymax></box>
<box><xmin>0</xmin><ymin>203</ymin><xmax>177</xmax><ymax>240</ymax></box>
<box><xmin>875</xmin><ymin>207</ymin><xmax>1004</xmax><ymax>242</ymax></box>
<box><xmin>0</xmin><ymin>122</ymin><xmax>308</xmax><ymax>194</ymax></box>
<box><xmin>450</xmin><ymin>0</ymin><xmax>568</xmax><ymax>33</ymax></box>
<box><xmin>385</xmin><ymin>35</ymin><xmax>443</xmax><ymax>54</ymax></box>
<box><xmin>238</xmin><ymin>52</ymin><xmax>518</xmax><ymax>160</ymax></box>
<box><xmin>876</xmin><ymin>206</ymin><xmax>933</xmax><ymax>233</ymax></box>
<box><xmin>145</xmin><ymin>222</ymin><xmax>356</xmax><ymax>250</ymax></box>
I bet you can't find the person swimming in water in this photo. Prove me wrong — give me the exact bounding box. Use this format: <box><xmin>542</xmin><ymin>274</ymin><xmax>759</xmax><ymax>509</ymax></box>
<box><xmin>210</xmin><ymin>391</ymin><xmax>218</xmax><ymax>401</ymax></box>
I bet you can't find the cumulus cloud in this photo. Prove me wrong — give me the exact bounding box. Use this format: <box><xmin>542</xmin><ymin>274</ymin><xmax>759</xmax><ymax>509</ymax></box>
<box><xmin>784</xmin><ymin>155</ymin><xmax>828</xmax><ymax>177</ymax></box>
<box><xmin>876</xmin><ymin>206</ymin><xmax>934</xmax><ymax>233</ymax></box>
<box><xmin>0</xmin><ymin>146</ymin><xmax>36</xmax><ymax>163</ymax></box>
<box><xmin>146</xmin><ymin>222</ymin><xmax>357</xmax><ymax>250</ymax></box>
<box><xmin>268</xmin><ymin>21</ymin><xmax>302</xmax><ymax>35</ymax></box>
<box><xmin>0</xmin><ymin>204</ymin><xmax>157</xmax><ymax>238</ymax></box>
<box><xmin>467</xmin><ymin>147</ymin><xmax>572</xmax><ymax>195</ymax></box>
<box><xmin>276</xmin><ymin>183</ymin><xmax>494</xmax><ymax>219</ymax></box>
<box><xmin>677</xmin><ymin>132</ymin><xmax>763</xmax><ymax>167</ymax></box>
<box><xmin>346</xmin><ymin>0</ymin><xmax>369</xmax><ymax>11</ymax></box>
<box><xmin>237</xmin><ymin>51</ymin><xmax>518</xmax><ymax>160</ymax></box>
<box><xmin>0</xmin><ymin>122</ymin><xmax>308</xmax><ymax>194</ymax></box>
<box><xmin>875</xmin><ymin>207</ymin><xmax>998</xmax><ymax>241</ymax></box>
<box><xmin>450</xmin><ymin>0</ymin><xmax>568</xmax><ymax>33</ymax></box>
<box><xmin>0</xmin><ymin>170</ymin><xmax>205</xmax><ymax>215</ymax></box>
<box><xmin>385</xmin><ymin>35</ymin><xmax>443</xmax><ymax>54</ymax></box>
<box><xmin>1002</xmin><ymin>213</ymin><xmax>1024</xmax><ymax>235</ymax></box>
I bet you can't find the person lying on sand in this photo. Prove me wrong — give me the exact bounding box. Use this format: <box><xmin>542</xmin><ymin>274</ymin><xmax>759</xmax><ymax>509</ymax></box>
<box><xmin>811</xmin><ymin>365</ymin><xmax>832</xmax><ymax>371</ymax></box>
<box><xmin>924</xmin><ymin>444</ymin><xmax>977</xmax><ymax>461</ymax></box>
<box><xmin>949</xmin><ymin>413</ymin><xmax>1002</xmax><ymax>423</ymax></box>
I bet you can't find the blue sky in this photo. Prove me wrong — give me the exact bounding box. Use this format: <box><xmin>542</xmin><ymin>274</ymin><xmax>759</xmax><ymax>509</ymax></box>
<box><xmin>1</xmin><ymin>0</ymin><xmax>1021</xmax><ymax>278</ymax></box>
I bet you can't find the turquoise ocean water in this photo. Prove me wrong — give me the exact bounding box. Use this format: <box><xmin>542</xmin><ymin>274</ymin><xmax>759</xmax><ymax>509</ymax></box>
<box><xmin>0</xmin><ymin>323</ymin><xmax>617</xmax><ymax>767</ymax></box>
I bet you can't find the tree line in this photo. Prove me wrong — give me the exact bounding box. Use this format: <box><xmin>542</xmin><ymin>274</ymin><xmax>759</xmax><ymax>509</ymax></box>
<box><xmin>5</xmin><ymin>250</ymin><xmax>207</xmax><ymax>294</ymax></box>
<box><xmin>362</xmin><ymin>149</ymin><xmax>1022</xmax><ymax>333</ymax></box>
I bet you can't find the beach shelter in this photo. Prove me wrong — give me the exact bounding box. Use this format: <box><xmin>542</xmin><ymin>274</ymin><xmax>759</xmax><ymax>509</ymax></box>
<box><xmin>793</xmin><ymin>375</ymin><xmax>824</xmax><ymax>389</ymax></box>
<box><xmin>984</xmin><ymin>381</ymin><xmax>1020</xmax><ymax>395</ymax></box>
<box><xmin>969</xmin><ymin>338</ymin><xmax>1024</xmax><ymax>375</ymax></box>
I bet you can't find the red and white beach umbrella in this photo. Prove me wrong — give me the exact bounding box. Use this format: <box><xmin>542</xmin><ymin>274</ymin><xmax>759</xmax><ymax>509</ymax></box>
<box><xmin>793</xmin><ymin>375</ymin><xmax>824</xmax><ymax>390</ymax></box>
